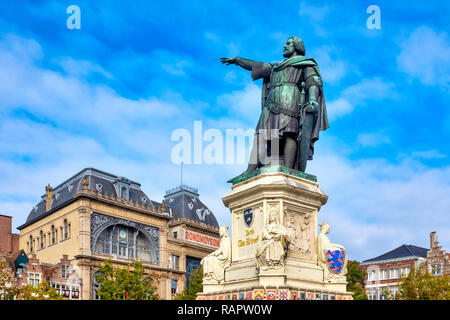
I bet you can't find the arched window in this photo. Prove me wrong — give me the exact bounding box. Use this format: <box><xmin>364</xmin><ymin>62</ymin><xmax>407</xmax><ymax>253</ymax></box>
<box><xmin>121</xmin><ymin>187</ymin><xmax>128</xmax><ymax>200</ymax></box>
<box><xmin>92</xmin><ymin>271</ymin><xmax>102</xmax><ymax>300</ymax></box>
<box><xmin>64</xmin><ymin>219</ymin><xmax>69</xmax><ymax>239</ymax></box>
<box><xmin>93</xmin><ymin>224</ymin><xmax>154</xmax><ymax>262</ymax></box>
<box><xmin>51</xmin><ymin>225</ymin><xmax>56</xmax><ymax>244</ymax></box>
<box><xmin>40</xmin><ymin>230</ymin><xmax>44</xmax><ymax>249</ymax></box>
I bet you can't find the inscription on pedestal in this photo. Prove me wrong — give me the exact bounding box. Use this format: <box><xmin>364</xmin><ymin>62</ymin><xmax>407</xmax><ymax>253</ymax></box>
<box><xmin>233</xmin><ymin>205</ymin><xmax>263</xmax><ymax>261</ymax></box>
<box><xmin>238</xmin><ymin>229</ymin><xmax>259</xmax><ymax>247</ymax></box>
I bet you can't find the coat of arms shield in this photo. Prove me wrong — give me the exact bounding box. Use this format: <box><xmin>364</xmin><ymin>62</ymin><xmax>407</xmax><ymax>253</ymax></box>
<box><xmin>325</xmin><ymin>249</ymin><xmax>346</xmax><ymax>274</ymax></box>
<box><xmin>243</xmin><ymin>207</ymin><xmax>253</xmax><ymax>227</ymax></box>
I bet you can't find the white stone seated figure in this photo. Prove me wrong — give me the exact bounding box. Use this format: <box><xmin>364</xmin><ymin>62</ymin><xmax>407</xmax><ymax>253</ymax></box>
<box><xmin>317</xmin><ymin>221</ymin><xmax>348</xmax><ymax>282</ymax></box>
<box><xmin>256</xmin><ymin>206</ymin><xmax>289</xmax><ymax>271</ymax></box>
<box><xmin>201</xmin><ymin>225</ymin><xmax>231</xmax><ymax>282</ymax></box>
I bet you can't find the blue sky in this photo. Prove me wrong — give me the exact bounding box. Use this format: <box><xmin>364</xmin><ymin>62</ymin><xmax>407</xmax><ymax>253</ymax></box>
<box><xmin>0</xmin><ymin>0</ymin><xmax>449</xmax><ymax>261</ymax></box>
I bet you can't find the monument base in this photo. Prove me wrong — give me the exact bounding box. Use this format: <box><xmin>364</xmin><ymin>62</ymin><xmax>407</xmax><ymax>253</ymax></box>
<box><xmin>198</xmin><ymin>168</ymin><xmax>353</xmax><ymax>300</ymax></box>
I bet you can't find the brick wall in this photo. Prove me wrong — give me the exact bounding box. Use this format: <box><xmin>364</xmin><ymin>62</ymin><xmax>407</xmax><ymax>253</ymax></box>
<box><xmin>0</xmin><ymin>215</ymin><xmax>19</xmax><ymax>255</ymax></box>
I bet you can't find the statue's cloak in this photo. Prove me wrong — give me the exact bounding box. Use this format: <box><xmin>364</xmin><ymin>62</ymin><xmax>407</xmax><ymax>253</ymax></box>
<box><xmin>251</xmin><ymin>55</ymin><xmax>329</xmax><ymax>163</ymax></box>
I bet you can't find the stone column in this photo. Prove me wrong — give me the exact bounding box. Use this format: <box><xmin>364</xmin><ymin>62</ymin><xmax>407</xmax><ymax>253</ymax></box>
<box><xmin>159</xmin><ymin>226</ymin><xmax>168</xmax><ymax>268</ymax></box>
<box><xmin>78</xmin><ymin>207</ymin><xmax>91</xmax><ymax>256</ymax></box>
<box><xmin>76</xmin><ymin>259</ymin><xmax>92</xmax><ymax>300</ymax></box>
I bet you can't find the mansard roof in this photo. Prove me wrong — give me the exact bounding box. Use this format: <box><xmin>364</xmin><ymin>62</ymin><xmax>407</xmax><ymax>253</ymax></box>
<box><xmin>362</xmin><ymin>244</ymin><xmax>429</xmax><ymax>264</ymax></box>
<box><xmin>19</xmin><ymin>168</ymin><xmax>219</xmax><ymax>230</ymax></box>
<box><xmin>19</xmin><ymin>168</ymin><xmax>154</xmax><ymax>229</ymax></box>
<box><xmin>163</xmin><ymin>185</ymin><xmax>219</xmax><ymax>228</ymax></box>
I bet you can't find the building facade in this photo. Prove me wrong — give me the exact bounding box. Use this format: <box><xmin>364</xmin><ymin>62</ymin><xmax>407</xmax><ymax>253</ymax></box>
<box><xmin>361</xmin><ymin>231</ymin><xmax>449</xmax><ymax>300</ymax></box>
<box><xmin>423</xmin><ymin>232</ymin><xmax>450</xmax><ymax>277</ymax></box>
<box><xmin>14</xmin><ymin>168</ymin><xmax>220</xmax><ymax>300</ymax></box>
<box><xmin>361</xmin><ymin>244</ymin><xmax>428</xmax><ymax>300</ymax></box>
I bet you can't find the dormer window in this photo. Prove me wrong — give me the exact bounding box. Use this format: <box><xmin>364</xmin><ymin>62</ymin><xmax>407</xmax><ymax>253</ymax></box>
<box><xmin>113</xmin><ymin>177</ymin><xmax>131</xmax><ymax>201</ymax></box>
<box><xmin>121</xmin><ymin>187</ymin><xmax>128</xmax><ymax>200</ymax></box>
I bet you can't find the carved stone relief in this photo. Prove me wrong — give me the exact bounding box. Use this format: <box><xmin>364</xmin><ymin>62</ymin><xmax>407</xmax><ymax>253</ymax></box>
<box><xmin>283</xmin><ymin>205</ymin><xmax>313</xmax><ymax>255</ymax></box>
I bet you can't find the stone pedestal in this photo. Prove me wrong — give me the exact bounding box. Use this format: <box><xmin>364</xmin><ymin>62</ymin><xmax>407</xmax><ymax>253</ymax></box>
<box><xmin>198</xmin><ymin>167</ymin><xmax>353</xmax><ymax>300</ymax></box>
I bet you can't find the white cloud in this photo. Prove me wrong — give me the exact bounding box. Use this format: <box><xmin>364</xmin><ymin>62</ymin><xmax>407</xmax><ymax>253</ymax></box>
<box><xmin>326</xmin><ymin>98</ymin><xmax>353</xmax><ymax>121</ymax></box>
<box><xmin>310</xmin><ymin>46</ymin><xmax>350</xmax><ymax>83</ymax></box>
<box><xmin>0</xmin><ymin>34</ymin><xmax>188</xmax><ymax>147</ymax></box>
<box><xmin>217</xmin><ymin>82</ymin><xmax>261</xmax><ymax>123</ymax></box>
<box><xmin>298</xmin><ymin>1</ymin><xmax>331</xmax><ymax>37</ymax></box>
<box><xmin>58</xmin><ymin>57</ymin><xmax>113</xmax><ymax>79</ymax></box>
<box><xmin>299</xmin><ymin>1</ymin><xmax>330</xmax><ymax>23</ymax></box>
<box><xmin>204</xmin><ymin>32</ymin><xmax>219</xmax><ymax>43</ymax></box>
<box><xmin>342</xmin><ymin>78</ymin><xmax>395</xmax><ymax>101</ymax></box>
<box><xmin>411</xmin><ymin>149</ymin><xmax>447</xmax><ymax>159</ymax></box>
<box><xmin>397</xmin><ymin>26</ymin><xmax>450</xmax><ymax>86</ymax></box>
<box><xmin>326</xmin><ymin>77</ymin><xmax>396</xmax><ymax>121</ymax></box>
<box><xmin>357</xmin><ymin>132</ymin><xmax>391</xmax><ymax>147</ymax></box>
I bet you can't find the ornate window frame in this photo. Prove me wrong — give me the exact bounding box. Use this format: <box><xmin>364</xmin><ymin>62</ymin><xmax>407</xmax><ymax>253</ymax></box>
<box><xmin>90</xmin><ymin>212</ymin><xmax>160</xmax><ymax>264</ymax></box>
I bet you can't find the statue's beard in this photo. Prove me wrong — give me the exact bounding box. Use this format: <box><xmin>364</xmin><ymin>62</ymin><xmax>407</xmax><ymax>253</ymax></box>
<box><xmin>283</xmin><ymin>50</ymin><xmax>295</xmax><ymax>58</ymax></box>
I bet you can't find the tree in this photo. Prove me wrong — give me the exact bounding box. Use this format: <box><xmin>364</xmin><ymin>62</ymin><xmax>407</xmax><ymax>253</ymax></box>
<box><xmin>175</xmin><ymin>267</ymin><xmax>203</xmax><ymax>300</ymax></box>
<box><xmin>95</xmin><ymin>259</ymin><xmax>159</xmax><ymax>300</ymax></box>
<box><xmin>0</xmin><ymin>258</ymin><xmax>15</xmax><ymax>300</ymax></box>
<box><xmin>346</xmin><ymin>260</ymin><xmax>368</xmax><ymax>300</ymax></box>
<box><xmin>17</xmin><ymin>281</ymin><xmax>62</xmax><ymax>300</ymax></box>
<box><xmin>395</xmin><ymin>264</ymin><xmax>450</xmax><ymax>300</ymax></box>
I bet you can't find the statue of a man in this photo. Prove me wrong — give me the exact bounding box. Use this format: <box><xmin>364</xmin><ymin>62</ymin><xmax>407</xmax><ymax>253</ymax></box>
<box><xmin>299</xmin><ymin>213</ymin><xmax>312</xmax><ymax>255</ymax></box>
<box><xmin>256</xmin><ymin>206</ymin><xmax>289</xmax><ymax>270</ymax></box>
<box><xmin>201</xmin><ymin>225</ymin><xmax>232</xmax><ymax>282</ymax></box>
<box><xmin>221</xmin><ymin>36</ymin><xmax>328</xmax><ymax>174</ymax></box>
<box><xmin>286</xmin><ymin>215</ymin><xmax>300</xmax><ymax>252</ymax></box>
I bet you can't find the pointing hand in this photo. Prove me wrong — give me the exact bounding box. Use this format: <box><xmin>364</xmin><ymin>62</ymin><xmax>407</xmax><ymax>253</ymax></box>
<box><xmin>220</xmin><ymin>57</ymin><xmax>237</xmax><ymax>65</ymax></box>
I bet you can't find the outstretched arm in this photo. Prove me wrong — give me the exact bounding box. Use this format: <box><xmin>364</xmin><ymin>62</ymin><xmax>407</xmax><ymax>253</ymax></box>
<box><xmin>220</xmin><ymin>57</ymin><xmax>262</xmax><ymax>71</ymax></box>
<box><xmin>220</xmin><ymin>57</ymin><xmax>271</xmax><ymax>80</ymax></box>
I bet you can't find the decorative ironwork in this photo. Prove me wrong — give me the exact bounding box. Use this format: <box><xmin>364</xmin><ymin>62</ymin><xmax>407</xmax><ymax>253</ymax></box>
<box><xmin>90</xmin><ymin>212</ymin><xmax>160</xmax><ymax>264</ymax></box>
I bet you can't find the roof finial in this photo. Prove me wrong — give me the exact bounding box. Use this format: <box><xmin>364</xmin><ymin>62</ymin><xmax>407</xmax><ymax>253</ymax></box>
<box><xmin>45</xmin><ymin>184</ymin><xmax>53</xmax><ymax>212</ymax></box>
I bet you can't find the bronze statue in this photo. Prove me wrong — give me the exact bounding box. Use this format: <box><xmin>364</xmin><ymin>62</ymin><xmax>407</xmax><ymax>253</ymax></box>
<box><xmin>221</xmin><ymin>36</ymin><xmax>328</xmax><ymax>174</ymax></box>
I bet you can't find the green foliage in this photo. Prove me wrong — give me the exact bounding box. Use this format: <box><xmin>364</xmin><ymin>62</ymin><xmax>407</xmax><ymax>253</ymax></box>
<box><xmin>175</xmin><ymin>267</ymin><xmax>203</xmax><ymax>300</ymax></box>
<box><xmin>395</xmin><ymin>264</ymin><xmax>450</xmax><ymax>300</ymax></box>
<box><xmin>18</xmin><ymin>281</ymin><xmax>63</xmax><ymax>300</ymax></box>
<box><xmin>95</xmin><ymin>259</ymin><xmax>159</xmax><ymax>300</ymax></box>
<box><xmin>346</xmin><ymin>260</ymin><xmax>368</xmax><ymax>300</ymax></box>
<box><xmin>0</xmin><ymin>258</ymin><xmax>15</xmax><ymax>300</ymax></box>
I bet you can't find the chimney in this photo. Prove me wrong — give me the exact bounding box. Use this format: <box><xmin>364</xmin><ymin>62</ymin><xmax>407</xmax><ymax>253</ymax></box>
<box><xmin>430</xmin><ymin>231</ymin><xmax>437</xmax><ymax>249</ymax></box>
<box><xmin>45</xmin><ymin>184</ymin><xmax>53</xmax><ymax>211</ymax></box>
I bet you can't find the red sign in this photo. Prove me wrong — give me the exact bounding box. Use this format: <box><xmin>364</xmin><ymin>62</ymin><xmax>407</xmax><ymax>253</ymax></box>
<box><xmin>185</xmin><ymin>230</ymin><xmax>220</xmax><ymax>247</ymax></box>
